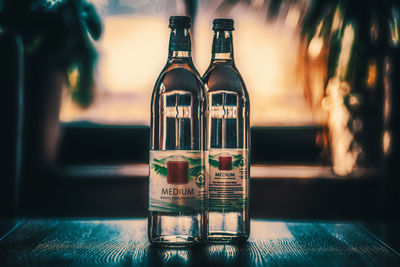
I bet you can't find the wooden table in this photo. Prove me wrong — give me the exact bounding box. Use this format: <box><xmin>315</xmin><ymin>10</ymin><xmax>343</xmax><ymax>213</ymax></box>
<box><xmin>1</xmin><ymin>218</ymin><xmax>399</xmax><ymax>266</ymax></box>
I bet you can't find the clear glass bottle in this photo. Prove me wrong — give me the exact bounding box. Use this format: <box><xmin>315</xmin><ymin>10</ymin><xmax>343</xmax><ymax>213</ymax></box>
<box><xmin>148</xmin><ymin>16</ymin><xmax>206</xmax><ymax>246</ymax></box>
<box><xmin>203</xmin><ymin>19</ymin><xmax>250</xmax><ymax>243</ymax></box>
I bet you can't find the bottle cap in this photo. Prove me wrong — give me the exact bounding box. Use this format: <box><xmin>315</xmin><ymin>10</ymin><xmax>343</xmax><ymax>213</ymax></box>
<box><xmin>213</xmin><ymin>18</ymin><xmax>234</xmax><ymax>31</ymax></box>
<box><xmin>169</xmin><ymin>16</ymin><xmax>192</xmax><ymax>29</ymax></box>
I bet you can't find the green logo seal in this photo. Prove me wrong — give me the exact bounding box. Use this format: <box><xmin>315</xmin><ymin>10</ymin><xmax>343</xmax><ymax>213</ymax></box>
<box><xmin>196</xmin><ymin>173</ymin><xmax>205</xmax><ymax>187</ymax></box>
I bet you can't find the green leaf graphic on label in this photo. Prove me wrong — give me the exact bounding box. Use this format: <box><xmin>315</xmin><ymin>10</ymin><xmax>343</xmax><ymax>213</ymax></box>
<box><xmin>152</xmin><ymin>163</ymin><xmax>168</xmax><ymax>177</ymax></box>
<box><xmin>232</xmin><ymin>154</ymin><xmax>243</xmax><ymax>168</ymax></box>
<box><xmin>187</xmin><ymin>157</ymin><xmax>202</xmax><ymax>166</ymax></box>
<box><xmin>153</xmin><ymin>158</ymin><xmax>166</xmax><ymax>164</ymax></box>
<box><xmin>209</xmin><ymin>157</ymin><xmax>219</xmax><ymax>168</ymax></box>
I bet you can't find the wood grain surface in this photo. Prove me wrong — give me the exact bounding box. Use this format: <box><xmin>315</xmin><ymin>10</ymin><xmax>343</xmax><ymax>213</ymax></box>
<box><xmin>0</xmin><ymin>219</ymin><xmax>399</xmax><ymax>266</ymax></box>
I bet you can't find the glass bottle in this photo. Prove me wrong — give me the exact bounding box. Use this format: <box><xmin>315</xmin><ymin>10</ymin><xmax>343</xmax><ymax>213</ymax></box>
<box><xmin>203</xmin><ymin>19</ymin><xmax>250</xmax><ymax>242</ymax></box>
<box><xmin>148</xmin><ymin>16</ymin><xmax>206</xmax><ymax>246</ymax></box>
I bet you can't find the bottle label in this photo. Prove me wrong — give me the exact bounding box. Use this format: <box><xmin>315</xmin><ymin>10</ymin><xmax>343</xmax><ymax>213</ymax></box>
<box><xmin>208</xmin><ymin>149</ymin><xmax>249</xmax><ymax>211</ymax></box>
<box><xmin>149</xmin><ymin>150</ymin><xmax>206</xmax><ymax>212</ymax></box>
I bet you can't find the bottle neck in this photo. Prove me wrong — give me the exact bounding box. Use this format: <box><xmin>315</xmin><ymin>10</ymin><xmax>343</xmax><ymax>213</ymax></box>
<box><xmin>211</xmin><ymin>30</ymin><xmax>234</xmax><ymax>61</ymax></box>
<box><xmin>168</xmin><ymin>28</ymin><xmax>192</xmax><ymax>60</ymax></box>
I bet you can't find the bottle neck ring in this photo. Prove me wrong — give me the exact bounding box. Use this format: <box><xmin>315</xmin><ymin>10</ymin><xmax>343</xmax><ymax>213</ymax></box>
<box><xmin>169</xmin><ymin>51</ymin><xmax>191</xmax><ymax>58</ymax></box>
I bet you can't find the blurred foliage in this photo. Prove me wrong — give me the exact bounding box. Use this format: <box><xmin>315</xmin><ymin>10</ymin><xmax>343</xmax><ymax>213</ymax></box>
<box><xmin>300</xmin><ymin>0</ymin><xmax>400</xmax><ymax>173</ymax></box>
<box><xmin>0</xmin><ymin>0</ymin><xmax>102</xmax><ymax>107</ymax></box>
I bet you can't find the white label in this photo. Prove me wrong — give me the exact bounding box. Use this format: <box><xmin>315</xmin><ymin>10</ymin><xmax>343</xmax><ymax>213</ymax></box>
<box><xmin>208</xmin><ymin>149</ymin><xmax>249</xmax><ymax>211</ymax></box>
<box><xmin>149</xmin><ymin>150</ymin><xmax>206</xmax><ymax>212</ymax></box>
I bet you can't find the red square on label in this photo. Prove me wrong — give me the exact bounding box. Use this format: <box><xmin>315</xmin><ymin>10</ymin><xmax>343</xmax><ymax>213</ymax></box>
<box><xmin>218</xmin><ymin>156</ymin><xmax>232</xmax><ymax>170</ymax></box>
<box><xmin>167</xmin><ymin>161</ymin><xmax>189</xmax><ymax>184</ymax></box>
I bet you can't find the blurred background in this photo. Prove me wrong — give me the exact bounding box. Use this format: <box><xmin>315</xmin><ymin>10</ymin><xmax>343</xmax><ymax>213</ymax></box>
<box><xmin>1</xmin><ymin>0</ymin><xmax>400</xmax><ymax>249</ymax></box>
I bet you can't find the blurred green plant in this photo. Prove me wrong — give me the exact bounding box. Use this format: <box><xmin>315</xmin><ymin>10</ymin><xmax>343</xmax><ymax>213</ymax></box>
<box><xmin>0</xmin><ymin>0</ymin><xmax>102</xmax><ymax>107</ymax></box>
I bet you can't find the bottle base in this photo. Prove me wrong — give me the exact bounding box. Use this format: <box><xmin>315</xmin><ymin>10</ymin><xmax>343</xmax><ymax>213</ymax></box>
<box><xmin>148</xmin><ymin>211</ymin><xmax>205</xmax><ymax>247</ymax></box>
<box><xmin>207</xmin><ymin>211</ymin><xmax>249</xmax><ymax>243</ymax></box>
<box><xmin>207</xmin><ymin>232</ymin><xmax>249</xmax><ymax>244</ymax></box>
<box><xmin>149</xmin><ymin>235</ymin><xmax>203</xmax><ymax>248</ymax></box>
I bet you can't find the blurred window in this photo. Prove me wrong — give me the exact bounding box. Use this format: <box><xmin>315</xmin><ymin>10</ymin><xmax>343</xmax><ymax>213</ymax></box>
<box><xmin>60</xmin><ymin>0</ymin><xmax>321</xmax><ymax>127</ymax></box>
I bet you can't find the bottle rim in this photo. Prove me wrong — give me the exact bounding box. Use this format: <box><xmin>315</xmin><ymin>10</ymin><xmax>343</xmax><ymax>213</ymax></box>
<box><xmin>213</xmin><ymin>18</ymin><xmax>234</xmax><ymax>31</ymax></box>
<box><xmin>169</xmin><ymin>16</ymin><xmax>192</xmax><ymax>29</ymax></box>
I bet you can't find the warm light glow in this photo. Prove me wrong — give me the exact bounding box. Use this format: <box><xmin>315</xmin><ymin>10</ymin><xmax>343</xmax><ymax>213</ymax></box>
<box><xmin>302</xmin><ymin>15</ymin><xmax>329</xmax><ymax>119</ymax></box>
<box><xmin>61</xmin><ymin>2</ymin><xmax>323</xmax><ymax>126</ymax></box>
<box><xmin>226</xmin><ymin>15</ymin><xmax>313</xmax><ymax>125</ymax></box>
<box><xmin>60</xmin><ymin>16</ymin><xmax>169</xmax><ymax>125</ymax></box>
<box><xmin>193</xmin><ymin>9</ymin><xmax>318</xmax><ymax>126</ymax></box>
<box><xmin>252</xmin><ymin>0</ymin><xmax>265</xmax><ymax>9</ymax></box>
<box><xmin>383</xmin><ymin>58</ymin><xmax>391</xmax><ymax>123</ymax></box>
<box><xmin>348</xmin><ymin>94</ymin><xmax>360</xmax><ymax>107</ymax></box>
<box><xmin>322</xmin><ymin>22</ymin><xmax>362</xmax><ymax>176</ymax></box>
<box><xmin>383</xmin><ymin>130</ymin><xmax>391</xmax><ymax>155</ymax></box>
<box><xmin>326</xmin><ymin>78</ymin><xmax>359</xmax><ymax>176</ymax></box>
<box><xmin>100</xmin><ymin>16</ymin><xmax>168</xmax><ymax>94</ymax></box>
<box><xmin>336</xmin><ymin>24</ymin><xmax>354</xmax><ymax>79</ymax></box>
<box><xmin>308</xmin><ymin>37</ymin><xmax>323</xmax><ymax>58</ymax></box>
<box><xmin>367</xmin><ymin>60</ymin><xmax>377</xmax><ymax>89</ymax></box>
<box><xmin>67</xmin><ymin>66</ymin><xmax>79</xmax><ymax>90</ymax></box>
<box><xmin>331</xmin><ymin>8</ymin><xmax>342</xmax><ymax>32</ymax></box>
<box><xmin>285</xmin><ymin>7</ymin><xmax>301</xmax><ymax>29</ymax></box>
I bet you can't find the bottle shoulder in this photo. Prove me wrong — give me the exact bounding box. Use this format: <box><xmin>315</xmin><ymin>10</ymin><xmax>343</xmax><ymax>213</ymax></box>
<box><xmin>153</xmin><ymin>61</ymin><xmax>205</xmax><ymax>96</ymax></box>
<box><xmin>203</xmin><ymin>62</ymin><xmax>249</xmax><ymax>100</ymax></box>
